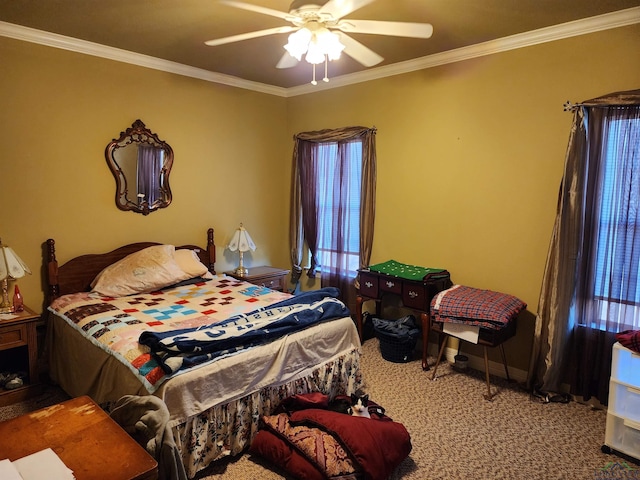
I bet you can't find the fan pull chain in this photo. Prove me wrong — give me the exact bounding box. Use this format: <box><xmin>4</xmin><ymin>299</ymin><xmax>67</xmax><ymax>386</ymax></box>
<box><xmin>311</xmin><ymin>63</ymin><xmax>317</xmax><ymax>85</ymax></box>
<box><xmin>323</xmin><ymin>57</ymin><xmax>329</xmax><ymax>83</ymax></box>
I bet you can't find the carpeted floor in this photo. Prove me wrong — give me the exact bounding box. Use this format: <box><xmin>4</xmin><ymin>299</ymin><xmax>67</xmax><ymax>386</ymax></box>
<box><xmin>191</xmin><ymin>339</ymin><xmax>636</xmax><ymax>480</ymax></box>
<box><xmin>1</xmin><ymin>338</ymin><xmax>637</xmax><ymax>479</ymax></box>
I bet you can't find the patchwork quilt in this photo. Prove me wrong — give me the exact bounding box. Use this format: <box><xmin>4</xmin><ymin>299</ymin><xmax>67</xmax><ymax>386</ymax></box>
<box><xmin>48</xmin><ymin>276</ymin><xmax>291</xmax><ymax>392</ymax></box>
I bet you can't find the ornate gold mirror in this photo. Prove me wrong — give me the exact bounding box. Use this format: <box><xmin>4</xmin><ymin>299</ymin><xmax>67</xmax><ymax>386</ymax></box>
<box><xmin>105</xmin><ymin>119</ymin><xmax>173</xmax><ymax>215</ymax></box>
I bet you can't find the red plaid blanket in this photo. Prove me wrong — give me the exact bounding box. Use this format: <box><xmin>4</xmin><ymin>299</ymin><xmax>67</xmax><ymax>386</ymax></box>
<box><xmin>431</xmin><ymin>285</ymin><xmax>526</xmax><ymax>330</ymax></box>
<box><xmin>616</xmin><ymin>330</ymin><xmax>640</xmax><ymax>353</ymax></box>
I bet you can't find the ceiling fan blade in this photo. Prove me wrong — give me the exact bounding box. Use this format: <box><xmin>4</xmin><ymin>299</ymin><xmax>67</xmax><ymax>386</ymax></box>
<box><xmin>205</xmin><ymin>26</ymin><xmax>297</xmax><ymax>46</ymax></box>
<box><xmin>319</xmin><ymin>0</ymin><xmax>376</xmax><ymax>19</ymax></box>
<box><xmin>337</xmin><ymin>32</ymin><xmax>383</xmax><ymax>67</ymax></box>
<box><xmin>218</xmin><ymin>0</ymin><xmax>291</xmax><ymax>20</ymax></box>
<box><xmin>276</xmin><ymin>52</ymin><xmax>299</xmax><ymax>69</ymax></box>
<box><xmin>337</xmin><ymin>19</ymin><xmax>433</xmax><ymax>38</ymax></box>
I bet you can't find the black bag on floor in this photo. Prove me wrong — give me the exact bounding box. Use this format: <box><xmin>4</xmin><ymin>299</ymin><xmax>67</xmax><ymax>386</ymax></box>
<box><xmin>372</xmin><ymin>315</ymin><xmax>420</xmax><ymax>363</ymax></box>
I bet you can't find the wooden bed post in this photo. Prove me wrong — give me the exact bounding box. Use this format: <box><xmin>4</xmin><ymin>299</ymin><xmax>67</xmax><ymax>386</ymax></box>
<box><xmin>206</xmin><ymin>228</ymin><xmax>216</xmax><ymax>274</ymax></box>
<box><xmin>46</xmin><ymin>238</ymin><xmax>59</xmax><ymax>302</ymax></box>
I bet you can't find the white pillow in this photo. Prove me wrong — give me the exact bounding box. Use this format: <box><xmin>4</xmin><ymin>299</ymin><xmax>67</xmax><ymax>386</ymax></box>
<box><xmin>91</xmin><ymin>244</ymin><xmax>192</xmax><ymax>297</ymax></box>
<box><xmin>174</xmin><ymin>249</ymin><xmax>210</xmax><ymax>278</ymax></box>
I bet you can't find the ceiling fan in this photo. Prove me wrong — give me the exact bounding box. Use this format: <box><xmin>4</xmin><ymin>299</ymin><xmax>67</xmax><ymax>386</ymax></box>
<box><xmin>206</xmin><ymin>0</ymin><xmax>433</xmax><ymax>83</ymax></box>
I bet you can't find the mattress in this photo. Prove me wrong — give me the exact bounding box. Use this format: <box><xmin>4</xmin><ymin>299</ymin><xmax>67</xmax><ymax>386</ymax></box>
<box><xmin>47</xmin><ymin>275</ymin><xmax>359</xmax><ymax>417</ymax></box>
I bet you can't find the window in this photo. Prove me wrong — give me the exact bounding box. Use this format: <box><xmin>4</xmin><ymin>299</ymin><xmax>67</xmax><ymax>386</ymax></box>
<box><xmin>315</xmin><ymin>140</ymin><xmax>362</xmax><ymax>278</ymax></box>
<box><xmin>290</xmin><ymin>125</ymin><xmax>376</xmax><ymax>308</ymax></box>
<box><xmin>588</xmin><ymin>114</ymin><xmax>640</xmax><ymax>331</ymax></box>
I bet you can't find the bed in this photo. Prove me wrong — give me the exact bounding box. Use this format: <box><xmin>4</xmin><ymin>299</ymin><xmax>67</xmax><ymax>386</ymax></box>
<box><xmin>44</xmin><ymin>228</ymin><xmax>363</xmax><ymax>478</ymax></box>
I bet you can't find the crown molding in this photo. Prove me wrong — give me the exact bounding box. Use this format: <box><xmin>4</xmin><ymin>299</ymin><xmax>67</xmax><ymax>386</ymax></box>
<box><xmin>0</xmin><ymin>20</ymin><xmax>288</xmax><ymax>97</ymax></box>
<box><xmin>1</xmin><ymin>6</ymin><xmax>638</xmax><ymax>98</ymax></box>
<box><xmin>286</xmin><ymin>6</ymin><xmax>640</xmax><ymax>96</ymax></box>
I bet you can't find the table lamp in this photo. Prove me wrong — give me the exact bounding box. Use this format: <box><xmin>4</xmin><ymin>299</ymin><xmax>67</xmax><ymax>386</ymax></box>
<box><xmin>0</xmin><ymin>239</ymin><xmax>31</xmax><ymax>313</ymax></box>
<box><xmin>227</xmin><ymin>223</ymin><xmax>256</xmax><ymax>277</ymax></box>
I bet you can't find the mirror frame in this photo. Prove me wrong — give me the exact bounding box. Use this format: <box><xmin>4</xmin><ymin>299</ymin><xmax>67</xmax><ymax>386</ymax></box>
<box><xmin>105</xmin><ymin>119</ymin><xmax>174</xmax><ymax>215</ymax></box>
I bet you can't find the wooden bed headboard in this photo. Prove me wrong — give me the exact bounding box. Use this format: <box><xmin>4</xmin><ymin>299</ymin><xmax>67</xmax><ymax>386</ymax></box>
<box><xmin>46</xmin><ymin>228</ymin><xmax>216</xmax><ymax>304</ymax></box>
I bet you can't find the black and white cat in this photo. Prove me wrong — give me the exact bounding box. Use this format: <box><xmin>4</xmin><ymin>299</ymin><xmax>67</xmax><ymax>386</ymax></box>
<box><xmin>349</xmin><ymin>393</ymin><xmax>370</xmax><ymax>418</ymax></box>
<box><xmin>327</xmin><ymin>393</ymin><xmax>371</xmax><ymax>418</ymax></box>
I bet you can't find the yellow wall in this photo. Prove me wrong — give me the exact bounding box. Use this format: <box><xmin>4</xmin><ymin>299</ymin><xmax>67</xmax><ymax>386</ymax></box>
<box><xmin>0</xmin><ymin>37</ymin><xmax>289</xmax><ymax>313</ymax></box>
<box><xmin>286</xmin><ymin>24</ymin><xmax>640</xmax><ymax>369</ymax></box>
<box><xmin>1</xmin><ymin>24</ymin><xmax>638</xmax><ymax>371</ymax></box>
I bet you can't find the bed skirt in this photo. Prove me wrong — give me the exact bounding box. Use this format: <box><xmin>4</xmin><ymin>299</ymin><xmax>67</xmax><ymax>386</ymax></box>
<box><xmin>174</xmin><ymin>347</ymin><xmax>362</xmax><ymax>478</ymax></box>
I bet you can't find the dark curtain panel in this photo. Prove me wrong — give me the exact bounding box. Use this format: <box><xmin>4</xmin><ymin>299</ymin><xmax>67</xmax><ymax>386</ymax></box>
<box><xmin>528</xmin><ymin>89</ymin><xmax>640</xmax><ymax>404</ymax></box>
<box><xmin>567</xmin><ymin>327</ymin><xmax>617</xmax><ymax>403</ymax></box>
<box><xmin>297</xmin><ymin>140</ymin><xmax>321</xmax><ymax>277</ymax></box>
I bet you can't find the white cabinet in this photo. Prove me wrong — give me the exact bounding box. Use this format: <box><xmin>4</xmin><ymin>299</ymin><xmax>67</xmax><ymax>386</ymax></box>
<box><xmin>603</xmin><ymin>342</ymin><xmax>640</xmax><ymax>460</ymax></box>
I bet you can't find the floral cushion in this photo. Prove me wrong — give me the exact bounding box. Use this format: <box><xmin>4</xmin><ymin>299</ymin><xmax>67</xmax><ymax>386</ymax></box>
<box><xmin>255</xmin><ymin>413</ymin><xmax>359</xmax><ymax>479</ymax></box>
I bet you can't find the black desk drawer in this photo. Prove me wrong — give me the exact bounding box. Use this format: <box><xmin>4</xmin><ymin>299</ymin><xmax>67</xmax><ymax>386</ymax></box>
<box><xmin>403</xmin><ymin>284</ymin><xmax>428</xmax><ymax>310</ymax></box>
<box><xmin>379</xmin><ymin>276</ymin><xmax>402</xmax><ymax>295</ymax></box>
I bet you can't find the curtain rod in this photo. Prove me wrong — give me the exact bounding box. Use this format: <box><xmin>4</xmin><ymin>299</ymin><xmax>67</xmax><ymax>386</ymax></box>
<box><xmin>564</xmin><ymin>90</ymin><xmax>640</xmax><ymax>112</ymax></box>
<box><xmin>563</xmin><ymin>101</ymin><xmax>581</xmax><ymax>112</ymax></box>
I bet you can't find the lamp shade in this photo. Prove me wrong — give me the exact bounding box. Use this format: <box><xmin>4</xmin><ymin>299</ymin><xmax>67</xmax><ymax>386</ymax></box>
<box><xmin>227</xmin><ymin>225</ymin><xmax>256</xmax><ymax>253</ymax></box>
<box><xmin>0</xmin><ymin>242</ymin><xmax>31</xmax><ymax>280</ymax></box>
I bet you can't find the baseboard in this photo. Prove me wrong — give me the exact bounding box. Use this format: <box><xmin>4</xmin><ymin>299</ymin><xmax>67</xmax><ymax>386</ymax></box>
<box><xmin>426</xmin><ymin>342</ymin><xmax>528</xmax><ymax>384</ymax></box>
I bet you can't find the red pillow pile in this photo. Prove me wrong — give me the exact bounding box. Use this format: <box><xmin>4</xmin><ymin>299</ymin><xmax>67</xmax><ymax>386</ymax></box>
<box><xmin>250</xmin><ymin>393</ymin><xmax>412</xmax><ymax>480</ymax></box>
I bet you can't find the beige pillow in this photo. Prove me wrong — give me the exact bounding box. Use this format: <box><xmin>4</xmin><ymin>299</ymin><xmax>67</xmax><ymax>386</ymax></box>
<box><xmin>174</xmin><ymin>248</ymin><xmax>209</xmax><ymax>278</ymax></box>
<box><xmin>91</xmin><ymin>244</ymin><xmax>191</xmax><ymax>297</ymax></box>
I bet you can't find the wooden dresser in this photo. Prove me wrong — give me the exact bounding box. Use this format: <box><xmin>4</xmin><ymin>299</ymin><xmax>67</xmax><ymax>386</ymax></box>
<box><xmin>225</xmin><ymin>266</ymin><xmax>290</xmax><ymax>292</ymax></box>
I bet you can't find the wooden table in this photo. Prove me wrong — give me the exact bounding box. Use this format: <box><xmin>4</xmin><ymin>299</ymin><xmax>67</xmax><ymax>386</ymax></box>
<box><xmin>0</xmin><ymin>395</ymin><xmax>158</xmax><ymax>480</ymax></box>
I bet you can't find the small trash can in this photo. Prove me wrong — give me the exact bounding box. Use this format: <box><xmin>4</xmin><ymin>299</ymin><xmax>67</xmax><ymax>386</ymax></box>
<box><xmin>372</xmin><ymin>315</ymin><xmax>420</xmax><ymax>363</ymax></box>
<box><xmin>454</xmin><ymin>354</ymin><xmax>469</xmax><ymax>372</ymax></box>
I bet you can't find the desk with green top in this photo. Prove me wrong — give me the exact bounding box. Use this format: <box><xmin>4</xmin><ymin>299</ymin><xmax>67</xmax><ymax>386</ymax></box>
<box><xmin>355</xmin><ymin>260</ymin><xmax>451</xmax><ymax>370</ymax></box>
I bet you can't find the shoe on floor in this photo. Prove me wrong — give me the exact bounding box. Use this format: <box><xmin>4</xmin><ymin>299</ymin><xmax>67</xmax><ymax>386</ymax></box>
<box><xmin>4</xmin><ymin>372</ymin><xmax>26</xmax><ymax>390</ymax></box>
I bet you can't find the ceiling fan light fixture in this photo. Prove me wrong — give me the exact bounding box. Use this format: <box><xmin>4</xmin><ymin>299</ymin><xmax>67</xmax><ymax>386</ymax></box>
<box><xmin>284</xmin><ymin>22</ymin><xmax>345</xmax><ymax>85</ymax></box>
<box><xmin>209</xmin><ymin>0</ymin><xmax>434</xmax><ymax>86</ymax></box>
<box><xmin>284</xmin><ymin>26</ymin><xmax>344</xmax><ymax>65</ymax></box>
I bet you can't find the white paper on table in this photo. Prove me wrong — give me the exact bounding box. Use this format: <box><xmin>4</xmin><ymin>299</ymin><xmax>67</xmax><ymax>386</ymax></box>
<box><xmin>442</xmin><ymin>322</ymin><xmax>480</xmax><ymax>344</ymax></box>
<box><xmin>13</xmin><ymin>448</ymin><xmax>75</xmax><ymax>480</ymax></box>
<box><xmin>0</xmin><ymin>459</ymin><xmax>23</xmax><ymax>480</ymax></box>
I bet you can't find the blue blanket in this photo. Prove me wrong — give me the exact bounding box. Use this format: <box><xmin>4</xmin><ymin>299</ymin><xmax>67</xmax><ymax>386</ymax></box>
<box><xmin>139</xmin><ymin>287</ymin><xmax>350</xmax><ymax>375</ymax></box>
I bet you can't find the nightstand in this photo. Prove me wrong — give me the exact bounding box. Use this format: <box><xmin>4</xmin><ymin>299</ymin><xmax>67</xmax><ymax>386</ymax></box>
<box><xmin>225</xmin><ymin>266</ymin><xmax>290</xmax><ymax>292</ymax></box>
<box><xmin>0</xmin><ymin>305</ymin><xmax>43</xmax><ymax>406</ymax></box>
